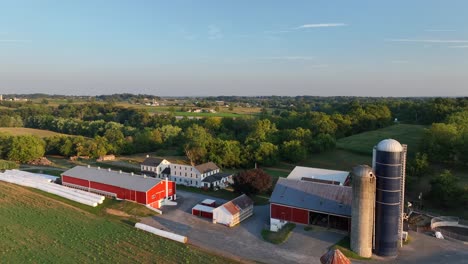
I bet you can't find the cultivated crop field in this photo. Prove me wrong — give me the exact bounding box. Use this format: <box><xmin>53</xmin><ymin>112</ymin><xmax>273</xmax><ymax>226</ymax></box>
<box><xmin>0</xmin><ymin>127</ymin><xmax>68</xmax><ymax>138</ymax></box>
<box><xmin>0</xmin><ymin>182</ymin><xmax>235</xmax><ymax>263</ymax></box>
<box><xmin>336</xmin><ymin>124</ymin><xmax>426</xmax><ymax>156</ymax></box>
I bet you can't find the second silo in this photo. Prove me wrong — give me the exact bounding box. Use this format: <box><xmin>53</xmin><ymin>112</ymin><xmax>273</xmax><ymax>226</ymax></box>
<box><xmin>351</xmin><ymin>165</ymin><xmax>376</xmax><ymax>258</ymax></box>
<box><xmin>373</xmin><ymin>139</ymin><xmax>405</xmax><ymax>257</ymax></box>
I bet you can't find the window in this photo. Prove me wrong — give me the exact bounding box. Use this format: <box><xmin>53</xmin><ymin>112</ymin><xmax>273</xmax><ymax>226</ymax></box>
<box><xmin>185</xmin><ymin>173</ymin><xmax>187</xmax><ymax>177</ymax></box>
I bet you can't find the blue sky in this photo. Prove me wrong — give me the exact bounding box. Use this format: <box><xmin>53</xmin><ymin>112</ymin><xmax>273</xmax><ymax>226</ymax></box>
<box><xmin>1</xmin><ymin>0</ymin><xmax>467</xmax><ymax>96</ymax></box>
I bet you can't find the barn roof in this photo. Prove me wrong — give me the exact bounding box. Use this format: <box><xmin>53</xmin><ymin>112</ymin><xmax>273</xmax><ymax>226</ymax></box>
<box><xmin>195</xmin><ymin>162</ymin><xmax>220</xmax><ymax>174</ymax></box>
<box><xmin>141</xmin><ymin>157</ymin><xmax>164</xmax><ymax>167</ymax></box>
<box><xmin>287</xmin><ymin>166</ymin><xmax>350</xmax><ymax>186</ymax></box>
<box><xmin>270</xmin><ymin>178</ymin><xmax>352</xmax><ymax>217</ymax></box>
<box><xmin>62</xmin><ymin>166</ymin><xmax>163</xmax><ymax>192</ymax></box>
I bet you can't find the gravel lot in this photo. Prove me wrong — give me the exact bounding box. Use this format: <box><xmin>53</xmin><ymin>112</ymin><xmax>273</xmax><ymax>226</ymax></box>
<box><xmin>142</xmin><ymin>190</ymin><xmax>468</xmax><ymax>264</ymax></box>
<box><xmin>141</xmin><ymin>190</ymin><xmax>345</xmax><ymax>264</ymax></box>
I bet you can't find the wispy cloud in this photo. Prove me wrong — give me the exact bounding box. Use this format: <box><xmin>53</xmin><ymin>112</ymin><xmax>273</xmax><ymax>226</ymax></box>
<box><xmin>261</xmin><ymin>56</ymin><xmax>315</xmax><ymax>61</ymax></box>
<box><xmin>449</xmin><ymin>45</ymin><xmax>468</xmax><ymax>48</ymax></box>
<box><xmin>388</xmin><ymin>38</ymin><xmax>468</xmax><ymax>43</ymax></box>
<box><xmin>208</xmin><ymin>25</ymin><xmax>223</xmax><ymax>39</ymax></box>
<box><xmin>297</xmin><ymin>23</ymin><xmax>347</xmax><ymax>29</ymax></box>
<box><xmin>424</xmin><ymin>29</ymin><xmax>456</xmax><ymax>32</ymax></box>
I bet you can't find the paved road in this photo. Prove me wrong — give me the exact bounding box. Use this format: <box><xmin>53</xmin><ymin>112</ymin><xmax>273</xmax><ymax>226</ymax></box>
<box><xmin>142</xmin><ymin>190</ymin><xmax>345</xmax><ymax>264</ymax></box>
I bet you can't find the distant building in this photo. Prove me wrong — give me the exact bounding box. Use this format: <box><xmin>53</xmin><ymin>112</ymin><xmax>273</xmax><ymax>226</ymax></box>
<box><xmin>140</xmin><ymin>158</ymin><xmax>232</xmax><ymax>188</ymax></box>
<box><xmin>97</xmin><ymin>154</ymin><xmax>115</xmax><ymax>162</ymax></box>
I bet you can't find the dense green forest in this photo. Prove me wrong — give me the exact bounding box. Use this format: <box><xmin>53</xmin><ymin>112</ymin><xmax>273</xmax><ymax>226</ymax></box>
<box><xmin>0</xmin><ymin>95</ymin><xmax>467</xmax><ymax>210</ymax></box>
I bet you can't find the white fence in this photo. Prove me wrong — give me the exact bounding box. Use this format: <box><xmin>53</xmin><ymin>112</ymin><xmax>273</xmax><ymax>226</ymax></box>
<box><xmin>431</xmin><ymin>216</ymin><xmax>468</xmax><ymax>242</ymax></box>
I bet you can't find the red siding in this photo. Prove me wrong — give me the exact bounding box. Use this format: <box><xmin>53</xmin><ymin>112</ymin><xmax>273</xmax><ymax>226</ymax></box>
<box><xmin>62</xmin><ymin>175</ymin><xmax>89</xmax><ymax>187</ymax></box>
<box><xmin>146</xmin><ymin>180</ymin><xmax>176</xmax><ymax>206</ymax></box>
<box><xmin>62</xmin><ymin>175</ymin><xmax>175</xmax><ymax>206</ymax></box>
<box><xmin>192</xmin><ymin>209</ymin><xmax>213</xmax><ymax>219</ymax></box>
<box><xmin>271</xmin><ymin>203</ymin><xmax>309</xmax><ymax>225</ymax></box>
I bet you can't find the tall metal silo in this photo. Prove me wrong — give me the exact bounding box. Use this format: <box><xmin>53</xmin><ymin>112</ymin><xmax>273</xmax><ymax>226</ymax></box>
<box><xmin>350</xmin><ymin>165</ymin><xmax>376</xmax><ymax>258</ymax></box>
<box><xmin>373</xmin><ymin>139</ymin><xmax>406</xmax><ymax>257</ymax></box>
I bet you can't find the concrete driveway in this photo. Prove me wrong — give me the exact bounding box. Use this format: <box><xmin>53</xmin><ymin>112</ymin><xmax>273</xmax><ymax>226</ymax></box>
<box><xmin>141</xmin><ymin>190</ymin><xmax>345</xmax><ymax>264</ymax></box>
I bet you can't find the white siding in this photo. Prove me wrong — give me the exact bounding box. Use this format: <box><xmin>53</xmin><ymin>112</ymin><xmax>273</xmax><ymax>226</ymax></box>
<box><xmin>212</xmin><ymin>206</ymin><xmax>233</xmax><ymax>226</ymax></box>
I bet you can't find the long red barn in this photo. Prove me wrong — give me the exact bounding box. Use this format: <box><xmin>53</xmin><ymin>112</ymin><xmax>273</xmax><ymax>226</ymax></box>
<box><xmin>61</xmin><ymin>166</ymin><xmax>176</xmax><ymax>209</ymax></box>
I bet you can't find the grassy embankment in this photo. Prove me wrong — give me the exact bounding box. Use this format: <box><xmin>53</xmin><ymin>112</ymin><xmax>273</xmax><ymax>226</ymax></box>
<box><xmin>332</xmin><ymin>237</ymin><xmax>370</xmax><ymax>260</ymax></box>
<box><xmin>261</xmin><ymin>223</ymin><xmax>296</xmax><ymax>244</ymax></box>
<box><xmin>0</xmin><ymin>181</ymin><xmax>237</xmax><ymax>263</ymax></box>
<box><xmin>0</xmin><ymin>127</ymin><xmax>69</xmax><ymax>138</ymax></box>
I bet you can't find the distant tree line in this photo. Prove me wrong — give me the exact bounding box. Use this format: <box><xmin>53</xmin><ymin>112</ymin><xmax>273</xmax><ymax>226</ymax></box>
<box><xmin>0</xmin><ymin>96</ymin><xmax>467</xmax><ymax>169</ymax></box>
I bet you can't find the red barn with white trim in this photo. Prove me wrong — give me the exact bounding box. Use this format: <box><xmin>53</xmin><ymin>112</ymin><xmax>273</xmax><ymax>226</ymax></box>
<box><xmin>61</xmin><ymin>166</ymin><xmax>176</xmax><ymax>209</ymax></box>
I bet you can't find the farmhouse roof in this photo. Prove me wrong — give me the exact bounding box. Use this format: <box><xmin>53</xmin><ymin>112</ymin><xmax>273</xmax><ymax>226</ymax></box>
<box><xmin>201</xmin><ymin>172</ymin><xmax>231</xmax><ymax>183</ymax></box>
<box><xmin>195</xmin><ymin>162</ymin><xmax>220</xmax><ymax>174</ymax></box>
<box><xmin>287</xmin><ymin>166</ymin><xmax>350</xmax><ymax>186</ymax></box>
<box><xmin>161</xmin><ymin>167</ymin><xmax>171</xmax><ymax>175</ymax></box>
<box><xmin>270</xmin><ymin>178</ymin><xmax>352</xmax><ymax>217</ymax></box>
<box><xmin>62</xmin><ymin>166</ymin><xmax>162</xmax><ymax>192</ymax></box>
<box><xmin>141</xmin><ymin>157</ymin><xmax>164</xmax><ymax>167</ymax></box>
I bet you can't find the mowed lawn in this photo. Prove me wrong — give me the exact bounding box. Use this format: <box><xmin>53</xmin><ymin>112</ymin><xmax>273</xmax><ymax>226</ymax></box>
<box><xmin>0</xmin><ymin>127</ymin><xmax>67</xmax><ymax>138</ymax></box>
<box><xmin>337</xmin><ymin>124</ymin><xmax>426</xmax><ymax>156</ymax></box>
<box><xmin>0</xmin><ymin>182</ymin><xmax>235</xmax><ymax>264</ymax></box>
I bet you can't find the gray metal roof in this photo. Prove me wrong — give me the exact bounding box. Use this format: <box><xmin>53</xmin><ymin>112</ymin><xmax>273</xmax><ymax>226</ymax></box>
<box><xmin>270</xmin><ymin>178</ymin><xmax>352</xmax><ymax>217</ymax></box>
<box><xmin>62</xmin><ymin>166</ymin><xmax>163</xmax><ymax>192</ymax></box>
<box><xmin>287</xmin><ymin>166</ymin><xmax>350</xmax><ymax>185</ymax></box>
<box><xmin>201</xmin><ymin>172</ymin><xmax>231</xmax><ymax>183</ymax></box>
<box><xmin>195</xmin><ymin>162</ymin><xmax>219</xmax><ymax>174</ymax></box>
<box><xmin>141</xmin><ymin>157</ymin><xmax>164</xmax><ymax>166</ymax></box>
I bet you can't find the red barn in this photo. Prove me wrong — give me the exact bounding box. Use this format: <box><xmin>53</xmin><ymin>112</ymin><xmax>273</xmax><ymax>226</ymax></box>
<box><xmin>270</xmin><ymin>178</ymin><xmax>351</xmax><ymax>232</ymax></box>
<box><xmin>61</xmin><ymin>166</ymin><xmax>176</xmax><ymax>209</ymax></box>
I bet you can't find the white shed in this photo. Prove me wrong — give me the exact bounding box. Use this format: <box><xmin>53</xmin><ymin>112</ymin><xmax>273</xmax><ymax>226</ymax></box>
<box><xmin>212</xmin><ymin>194</ymin><xmax>253</xmax><ymax>227</ymax></box>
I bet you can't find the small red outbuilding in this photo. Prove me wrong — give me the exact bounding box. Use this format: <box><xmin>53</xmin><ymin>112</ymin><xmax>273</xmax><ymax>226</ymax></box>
<box><xmin>61</xmin><ymin>166</ymin><xmax>176</xmax><ymax>209</ymax></box>
<box><xmin>192</xmin><ymin>204</ymin><xmax>214</xmax><ymax>219</ymax></box>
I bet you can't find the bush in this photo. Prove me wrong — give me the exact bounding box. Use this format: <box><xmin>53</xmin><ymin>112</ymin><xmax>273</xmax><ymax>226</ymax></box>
<box><xmin>0</xmin><ymin>159</ymin><xmax>19</xmax><ymax>170</ymax></box>
<box><xmin>232</xmin><ymin>169</ymin><xmax>272</xmax><ymax>195</ymax></box>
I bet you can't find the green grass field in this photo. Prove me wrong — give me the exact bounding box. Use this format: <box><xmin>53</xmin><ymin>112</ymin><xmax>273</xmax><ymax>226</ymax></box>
<box><xmin>0</xmin><ymin>127</ymin><xmax>68</xmax><ymax>138</ymax></box>
<box><xmin>337</xmin><ymin>124</ymin><xmax>426</xmax><ymax>156</ymax></box>
<box><xmin>0</xmin><ymin>181</ymin><xmax>235</xmax><ymax>263</ymax></box>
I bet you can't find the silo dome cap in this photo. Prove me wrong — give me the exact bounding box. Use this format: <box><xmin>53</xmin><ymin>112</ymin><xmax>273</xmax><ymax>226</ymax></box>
<box><xmin>376</xmin><ymin>139</ymin><xmax>403</xmax><ymax>152</ymax></box>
